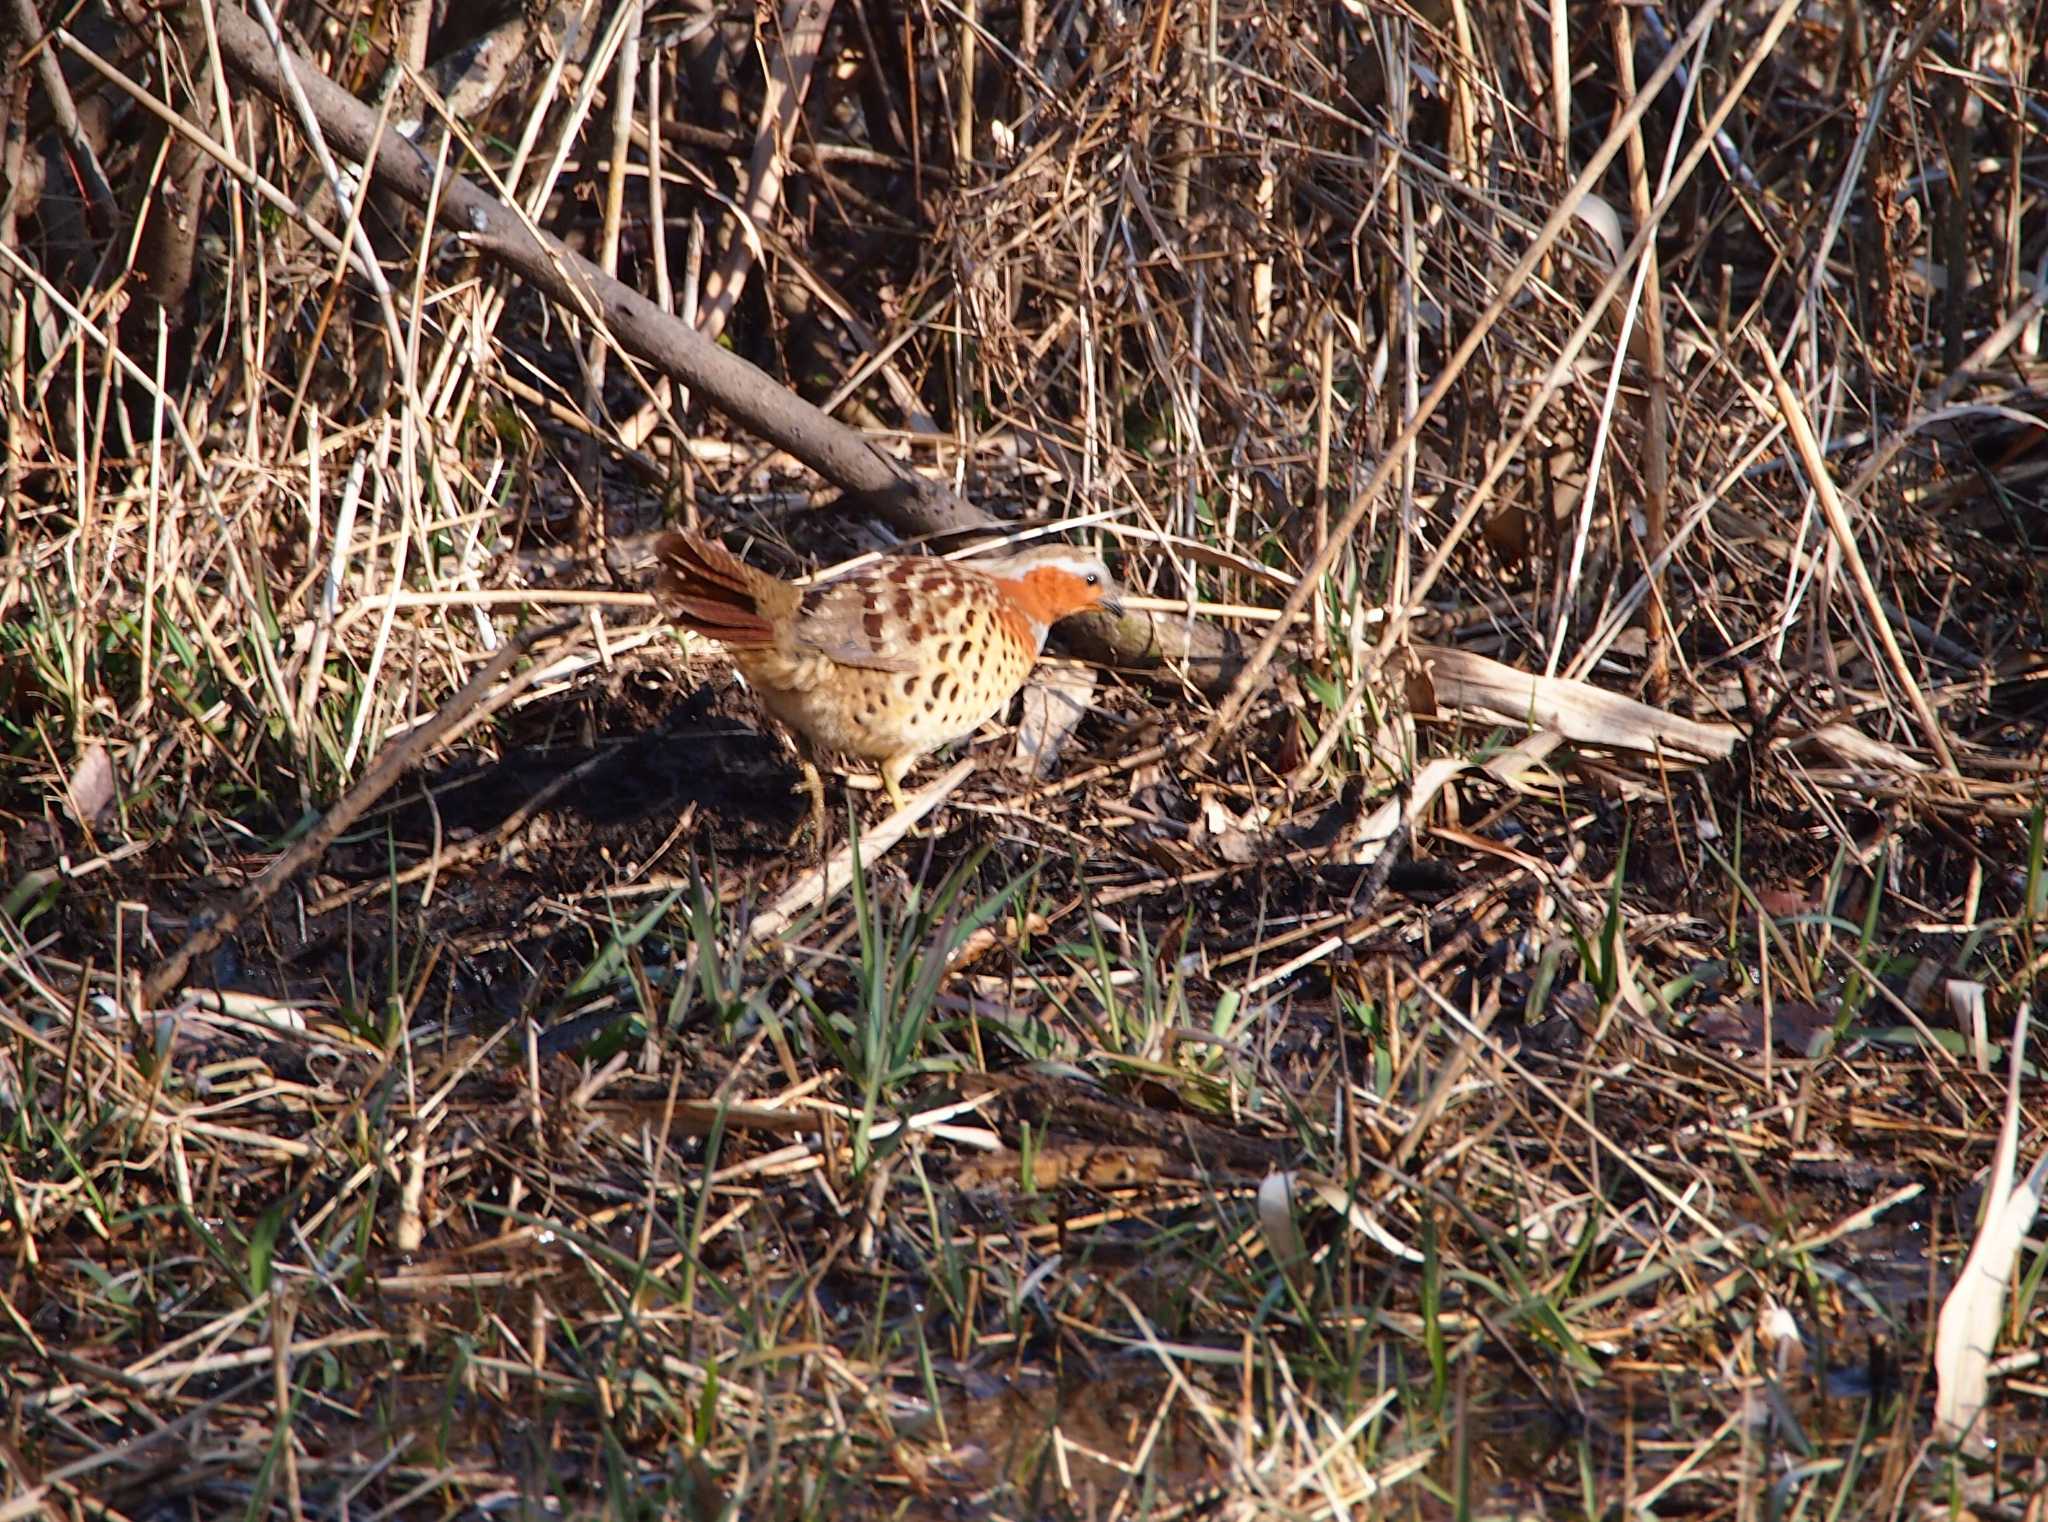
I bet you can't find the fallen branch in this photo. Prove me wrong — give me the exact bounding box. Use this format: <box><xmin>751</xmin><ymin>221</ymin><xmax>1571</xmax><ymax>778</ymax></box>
<box><xmin>745</xmin><ymin>759</ymin><xmax>975</xmax><ymax>945</ymax></box>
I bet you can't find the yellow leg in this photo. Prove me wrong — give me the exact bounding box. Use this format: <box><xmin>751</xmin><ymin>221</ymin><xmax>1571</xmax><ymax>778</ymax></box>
<box><xmin>881</xmin><ymin>754</ymin><xmax>912</xmax><ymax>814</ymax></box>
<box><xmin>794</xmin><ymin>757</ymin><xmax>827</xmax><ymax>846</ymax></box>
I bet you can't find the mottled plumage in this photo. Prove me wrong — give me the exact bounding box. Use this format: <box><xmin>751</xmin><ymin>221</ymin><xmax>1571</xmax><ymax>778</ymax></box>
<box><xmin>656</xmin><ymin>531</ymin><xmax>1122</xmax><ymax>832</ymax></box>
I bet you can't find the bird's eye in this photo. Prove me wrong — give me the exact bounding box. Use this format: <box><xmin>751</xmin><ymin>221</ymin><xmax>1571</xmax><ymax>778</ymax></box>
<box><xmin>1085</xmin><ymin>572</ymin><xmax>1100</xmax><ymax>587</ymax></box>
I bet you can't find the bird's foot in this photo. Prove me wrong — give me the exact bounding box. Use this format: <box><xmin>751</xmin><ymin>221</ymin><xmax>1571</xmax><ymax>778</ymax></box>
<box><xmin>784</xmin><ymin>761</ymin><xmax>830</xmax><ymax>857</ymax></box>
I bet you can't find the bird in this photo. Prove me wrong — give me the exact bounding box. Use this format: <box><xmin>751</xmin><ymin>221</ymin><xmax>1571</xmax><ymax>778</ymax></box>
<box><xmin>654</xmin><ymin>529</ymin><xmax>1124</xmax><ymax>837</ymax></box>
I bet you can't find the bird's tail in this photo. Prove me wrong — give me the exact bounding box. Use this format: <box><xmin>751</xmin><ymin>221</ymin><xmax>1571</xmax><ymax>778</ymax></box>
<box><xmin>654</xmin><ymin>531</ymin><xmax>790</xmax><ymax>648</ymax></box>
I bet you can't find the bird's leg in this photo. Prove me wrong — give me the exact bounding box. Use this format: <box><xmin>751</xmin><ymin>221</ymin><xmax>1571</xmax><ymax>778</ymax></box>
<box><xmin>782</xmin><ymin>736</ymin><xmax>829</xmax><ymax>851</ymax></box>
<box><xmin>880</xmin><ymin>753</ymin><xmax>912</xmax><ymax>815</ymax></box>
<box><xmin>799</xmin><ymin>758</ymin><xmax>828</xmax><ymax>844</ymax></box>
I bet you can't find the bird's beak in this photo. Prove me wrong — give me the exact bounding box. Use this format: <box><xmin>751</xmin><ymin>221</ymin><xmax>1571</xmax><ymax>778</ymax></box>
<box><xmin>1100</xmin><ymin>591</ymin><xmax>1126</xmax><ymax>619</ymax></box>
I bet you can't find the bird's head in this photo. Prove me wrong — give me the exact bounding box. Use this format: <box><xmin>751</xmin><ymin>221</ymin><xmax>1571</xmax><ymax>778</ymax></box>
<box><xmin>986</xmin><ymin>545</ymin><xmax>1125</xmax><ymax>632</ymax></box>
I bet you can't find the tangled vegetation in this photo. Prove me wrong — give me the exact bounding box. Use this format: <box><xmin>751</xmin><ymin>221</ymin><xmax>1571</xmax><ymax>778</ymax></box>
<box><xmin>1</xmin><ymin>0</ymin><xmax>2045</xmax><ymax>1515</ymax></box>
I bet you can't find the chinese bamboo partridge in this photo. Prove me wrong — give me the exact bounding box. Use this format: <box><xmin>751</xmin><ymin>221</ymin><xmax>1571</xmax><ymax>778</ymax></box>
<box><xmin>655</xmin><ymin>531</ymin><xmax>1123</xmax><ymax>835</ymax></box>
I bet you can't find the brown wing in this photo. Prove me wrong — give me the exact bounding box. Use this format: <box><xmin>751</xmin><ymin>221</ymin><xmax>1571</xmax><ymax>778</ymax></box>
<box><xmin>787</xmin><ymin>572</ymin><xmax>926</xmax><ymax>674</ymax></box>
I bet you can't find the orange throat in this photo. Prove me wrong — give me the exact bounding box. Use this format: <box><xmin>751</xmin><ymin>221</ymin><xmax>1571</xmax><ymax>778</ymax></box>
<box><xmin>992</xmin><ymin>567</ymin><xmax>1096</xmax><ymax>634</ymax></box>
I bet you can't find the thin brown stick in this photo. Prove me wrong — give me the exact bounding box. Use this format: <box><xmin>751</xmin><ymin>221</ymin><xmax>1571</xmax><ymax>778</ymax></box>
<box><xmin>1611</xmin><ymin>6</ymin><xmax>1671</xmax><ymax>704</ymax></box>
<box><xmin>1757</xmin><ymin>341</ymin><xmax>1958</xmax><ymax>776</ymax></box>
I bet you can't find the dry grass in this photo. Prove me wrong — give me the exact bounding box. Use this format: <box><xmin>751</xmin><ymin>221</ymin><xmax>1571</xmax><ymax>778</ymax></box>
<box><xmin>3</xmin><ymin>0</ymin><xmax>2047</xmax><ymax>1516</ymax></box>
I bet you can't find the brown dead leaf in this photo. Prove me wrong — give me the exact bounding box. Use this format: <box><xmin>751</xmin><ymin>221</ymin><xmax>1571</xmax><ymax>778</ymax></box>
<box><xmin>66</xmin><ymin>742</ymin><xmax>116</xmax><ymax>827</ymax></box>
